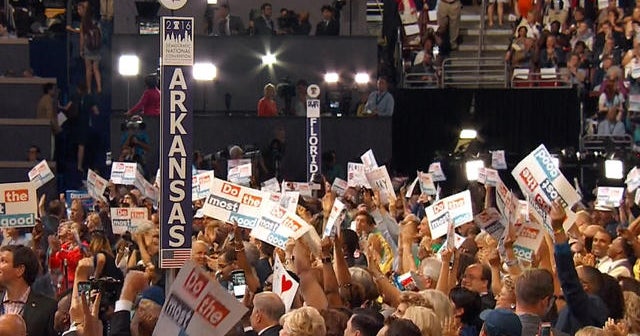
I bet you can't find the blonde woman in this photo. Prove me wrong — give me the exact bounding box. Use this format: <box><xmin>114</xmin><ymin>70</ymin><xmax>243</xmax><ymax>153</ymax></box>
<box><xmin>403</xmin><ymin>306</ymin><xmax>442</xmax><ymax>336</ymax></box>
<box><xmin>258</xmin><ymin>83</ymin><xmax>278</xmax><ymax>117</ymax></box>
<box><xmin>280</xmin><ymin>306</ymin><xmax>326</xmax><ymax>336</ymax></box>
<box><xmin>419</xmin><ymin>289</ymin><xmax>454</xmax><ymax>322</ymax></box>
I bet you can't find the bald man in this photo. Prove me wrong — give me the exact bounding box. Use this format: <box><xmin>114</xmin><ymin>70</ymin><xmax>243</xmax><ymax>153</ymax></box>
<box><xmin>0</xmin><ymin>314</ymin><xmax>27</xmax><ymax>336</ymax></box>
<box><xmin>248</xmin><ymin>292</ymin><xmax>285</xmax><ymax>336</ymax></box>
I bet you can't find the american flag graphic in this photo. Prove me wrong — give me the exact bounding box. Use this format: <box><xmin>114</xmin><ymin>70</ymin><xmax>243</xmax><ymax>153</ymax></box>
<box><xmin>161</xmin><ymin>249</ymin><xmax>191</xmax><ymax>268</ymax></box>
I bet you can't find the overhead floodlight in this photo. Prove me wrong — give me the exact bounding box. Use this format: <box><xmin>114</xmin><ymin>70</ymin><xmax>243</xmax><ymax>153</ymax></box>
<box><xmin>465</xmin><ymin>160</ymin><xmax>484</xmax><ymax>181</ymax></box>
<box><xmin>193</xmin><ymin>62</ymin><xmax>217</xmax><ymax>81</ymax></box>
<box><xmin>355</xmin><ymin>73</ymin><xmax>370</xmax><ymax>84</ymax></box>
<box><xmin>324</xmin><ymin>72</ymin><xmax>339</xmax><ymax>83</ymax></box>
<box><xmin>207</xmin><ymin>0</ymin><xmax>217</xmax><ymax>3</ymax></box>
<box><xmin>118</xmin><ymin>55</ymin><xmax>139</xmax><ymax>76</ymax></box>
<box><xmin>605</xmin><ymin>159</ymin><xmax>623</xmax><ymax>179</ymax></box>
<box><xmin>262</xmin><ymin>53</ymin><xmax>277</xmax><ymax>66</ymax></box>
<box><xmin>460</xmin><ymin>129</ymin><xmax>477</xmax><ymax>140</ymax></box>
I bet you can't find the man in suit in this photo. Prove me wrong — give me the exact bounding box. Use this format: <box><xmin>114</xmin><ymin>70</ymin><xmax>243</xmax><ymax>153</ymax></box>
<box><xmin>0</xmin><ymin>245</ymin><xmax>57</xmax><ymax>336</ymax></box>
<box><xmin>109</xmin><ymin>270</ymin><xmax>153</xmax><ymax>336</ymax></box>
<box><xmin>315</xmin><ymin>5</ymin><xmax>340</xmax><ymax>36</ymax></box>
<box><xmin>248</xmin><ymin>292</ymin><xmax>285</xmax><ymax>336</ymax></box>
<box><xmin>253</xmin><ymin>3</ymin><xmax>275</xmax><ymax>36</ymax></box>
<box><xmin>217</xmin><ymin>4</ymin><xmax>245</xmax><ymax>36</ymax></box>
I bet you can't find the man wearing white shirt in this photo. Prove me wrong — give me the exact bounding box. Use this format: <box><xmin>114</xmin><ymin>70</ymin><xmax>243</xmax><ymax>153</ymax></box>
<box><xmin>591</xmin><ymin>229</ymin><xmax>613</xmax><ymax>273</ymax></box>
<box><xmin>605</xmin><ymin>237</ymin><xmax>633</xmax><ymax>278</ymax></box>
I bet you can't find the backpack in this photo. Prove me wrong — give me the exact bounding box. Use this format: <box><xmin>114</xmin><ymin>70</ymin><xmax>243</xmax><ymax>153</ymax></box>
<box><xmin>85</xmin><ymin>23</ymin><xmax>102</xmax><ymax>51</ymax></box>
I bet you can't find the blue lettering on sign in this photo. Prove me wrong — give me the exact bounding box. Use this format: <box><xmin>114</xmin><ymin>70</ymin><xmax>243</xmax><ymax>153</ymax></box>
<box><xmin>513</xmin><ymin>245</ymin><xmax>534</xmax><ymax>261</ymax></box>
<box><xmin>229</xmin><ymin>213</ymin><xmax>258</xmax><ymax>229</ymax></box>
<box><xmin>539</xmin><ymin>179</ymin><xmax>568</xmax><ymax>208</ymax></box>
<box><xmin>452</xmin><ymin>213</ymin><xmax>472</xmax><ymax>226</ymax></box>
<box><xmin>164</xmin><ymin>294</ymin><xmax>193</xmax><ymax>329</ymax></box>
<box><xmin>0</xmin><ymin>213</ymin><xmax>35</xmax><ymax>228</ymax></box>
<box><xmin>266</xmin><ymin>231</ymin><xmax>288</xmax><ymax>248</ymax></box>
<box><xmin>533</xmin><ymin>148</ymin><xmax>560</xmax><ymax>182</ymax></box>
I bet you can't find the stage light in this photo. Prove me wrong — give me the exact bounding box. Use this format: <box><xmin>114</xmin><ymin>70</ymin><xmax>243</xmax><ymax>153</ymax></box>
<box><xmin>460</xmin><ymin>129</ymin><xmax>477</xmax><ymax>140</ymax></box>
<box><xmin>207</xmin><ymin>0</ymin><xmax>217</xmax><ymax>3</ymax></box>
<box><xmin>355</xmin><ymin>73</ymin><xmax>370</xmax><ymax>84</ymax></box>
<box><xmin>118</xmin><ymin>55</ymin><xmax>139</xmax><ymax>76</ymax></box>
<box><xmin>605</xmin><ymin>159</ymin><xmax>623</xmax><ymax>179</ymax></box>
<box><xmin>262</xmin><ymin>53</ymin><xmax>276</xmax><ymax>66</ymax></box>
<box><xmin>324</xmin><ymin>72</ymin><xmax>339</xmax><ymax>83</ymax></box>
<box><xmin>193</xmin><ymin>62</ymin><xmax>217</xmax><ymax>81</ymax></box>
<box><xmin>465</xmin><ymin>160</ymin><xmax>484</xmax><ymax>181</ymax></box>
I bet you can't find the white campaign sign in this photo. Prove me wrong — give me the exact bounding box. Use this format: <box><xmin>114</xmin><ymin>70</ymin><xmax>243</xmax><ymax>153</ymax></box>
<box><xmin>511</xmin><ymin>144</ymin><xmax>581</xmax><ymax>234</ymax></box>
<box><xmin>282</xmin><ymin>181</ymin><xmax>312</xmax><ymax>197</ymax></box>
<box><xmin>133</xmin><ymin>169</ymin><xmax>158</xmax><ymax>202</ymax></box>
<box><xmin>428</xmin><ymin>162</ymin><xmax>446</xmax><ymax>181</ymax></box>
<box><xmin>360</xmin><ymin>149</ymin><xmax>379</xmax><ymax>172</ymax></box>
<box><xmin>331</xmin><ymin>178</ymin><xmax>348</xmax><ymax>196</ymax></box>
<box><xmin>626</xmin><ymin>167</ymin><xmax>640</xmax><ymax>192</ymax></box>
<box><xmin>28</xmin><ymin>160</ymin><xmax>54</xmax><ymax>189</ymax></box>
<box><xmin>86</xmin><ymin>169</ymin><xmax>108</xmax><ymax>203</ymax></box>
<box><xmin>110</xmin><ymin>162</ymin><xmax>138</xmax><ymax>185</ymax></box>
<box><xmin>272</xmin><ymin>256</ymin><xmax>299</xmax><ymax>312</ymax></box>
<box><xmin>406</xmin><ymin>176</ymin><xmax>419</xmax><ymax>198</ymax></box>
<box><xmin>261</xmin><ymin>177</ymin><xmax>280</xmax><ymax>193</ymax></box>
<box><xmin>323</xmin><ymin>198</ymin><xmax>346</xmax><ymax>238</ymax></box>
<box><xmin>418</xmin><ymin>171</ymin><xmax>437</xmax><ymax>195</ymax></box>
<box><xmin>250</xmin><ymin>200</ymin><xmax>311</xmax><ymax>249</ymax></box>
<box><xmin>192</xmin><ymin>171</ymin><xmax>215</xmax><ymax>201</ymax></box>
<box><xmin>201</xmin><ymin>178</ymin><xmax>267</xmax><ymax>229</ymax></box>
<box><xmin>474</xmin><ymin>207</ymin><xmax>505</xmax><ymax>240</ymax></box>
<box><xmin>425</xmin><ymin>190</ymin><xmax>473</xmax><ymax>239</ymax></box>
<box><xmin>268</xmin><ymin>191</ymin><xmax>299</xmax><ymax>214</ymax></box>
<box><xmin>347</xmin><ymin>163</ymin><xmax>371</xmax><ymax>188</ymax></box>
<box><xmin>153</xmin><ymin>261</ymin><xmax>248</xmax><ymax>336</ymax></box>
<box><xmin>0</xmin><ymin>182</ymin><xmax>38</xmax><ymax>228</ymax></box>
<box><xmin>596</xmin><ymin>187</ymin><xmax>625</xmax><ymax>207</ymax></box>
<box><xmin>365</xmin><ymin>165</ymin><xmax>396</xmax><ymax>204</ymax></box>
<box><xmin>110</xmin><ymin>208</ymin><xmax>149</xmax><ymax>234</ymax></box>
<box><xmin>492</xmin><ymin>150</ymin><xmax>508</xmax><ymax>170</ymax></box>
<box><xmin>228</xmin><ymin>163</ymin><xmax>252</xmax><ymax>186</ymax></box>
<box><xmin>512</xmin><ymin>222</ymin><xmax>545</xmax><ymax>262</ymax></box>
<box><xmin>485</xmin><ymin>168</ymin><xmax>499</xmax><ymax>187</ymax></box>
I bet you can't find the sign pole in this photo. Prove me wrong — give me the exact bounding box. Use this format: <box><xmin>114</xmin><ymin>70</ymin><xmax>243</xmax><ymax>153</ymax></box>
<box><xmin>159</xmin><ymin>9</ymin><xmax>194</xmax><ymax>294</ymax></box>
<box><xmin>306</xmin><ymin>84</ymin><xmax>321</xmax><ymax>182</ymax></box>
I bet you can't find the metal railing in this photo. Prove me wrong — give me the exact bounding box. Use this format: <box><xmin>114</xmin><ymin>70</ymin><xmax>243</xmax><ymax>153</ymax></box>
<box><xmin>581</xmin><ymin>134</ymin><xmax>633</xmax><ymax>152</ymax></box>
<box><xmin>404</xmin><ymin>72</ymin><xmax>440</xmax><ymax>88</ymax></box>
<box><xmin>441</xmin><ymin>57</ymin><xmax>507</xmax><ymax>87</ymax></box>
<box><xmin>510</xmin><ymin>69</ymin><xmax>572</xmax><ymax>88</ymax></box>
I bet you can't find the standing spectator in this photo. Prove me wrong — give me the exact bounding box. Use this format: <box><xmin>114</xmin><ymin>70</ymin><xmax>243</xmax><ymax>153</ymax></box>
<box><xmin>250</xmin><ymin>292</ymin><xmax>285</xmax><ymax>336</ymax></box>
<box><xmin>293</xmin><ymin>11</ymin><xmax>312</xmax><ymax>35</ymax></box>
<box><xmin>216</xmin><ymin>4</ymin><xmax>245</xmax><ymax>36</ymax></box>
<box><xmin>514</xmin><ymin>269</ymin><xmax>565</xmax><ymax>336</ymax></box>
<box><xmin>487</xmin><ymin>0</ymin><xmax>507</xmax><ymax>28</ymax></box>
<box><xmin>293</xmin><ymin>79</ymin><xmax>308</xmax><ymax>116</ymax></box>
<box><xmin>37</xmin><ymin>83</ymin><xmax>62</xmax><ymax>138</ymax></box>
<box><xmin>125</xmin><ymin>75</ymin><xmax>160</xmax><ymax>117</ymax></box>
<box><xmin>79</xmin><ymin>0</ymin><xmax>102</xmax><ymax>94</ymax></box>
<box><xmin>258</xmin><ymin>83</ymin><xmax>278</xmax><ymax>117</ymax></box>
<box><xmin>437</xmin><ymin>0</ymin><xmax>462</xmax><ymax>50</ymax></box>
<box><xmin>597</xmin><ymin>80</ymin><xmax>625</xmax><ymax>125</ymax></box>
<box><xmin>315</xmin><ymin>5</ymin><xmax>339</xmax><ymax>36</ymax></box>
<box><xmin>0</xmin><ymin>245</ymin><xmax>57</xmax><ymax>336</ymax></box>
<box><xmin>364</xmin><ymin>76</ymin><xmax>395</xmax><ymax>116</ymax></box>
<box><xmin>253</xmin><ymin>3</ymin><xmax>276</xmax><ymax>36</ymax></box>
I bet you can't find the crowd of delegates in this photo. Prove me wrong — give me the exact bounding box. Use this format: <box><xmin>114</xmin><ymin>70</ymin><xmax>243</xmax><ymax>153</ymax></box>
<box><xmin>206</xmin><ymin>2</ymin><xmax>342</xmax><ymax>37</ymax></box>
<box><xmin>502</xmin><ymin>0</ymin><xmax>640</xmax><ymax>140</ymax></box>
<box><xmin>0</xmin><ymin>166</ymin><xmax>640</xmax><ymax>336</ymax></box>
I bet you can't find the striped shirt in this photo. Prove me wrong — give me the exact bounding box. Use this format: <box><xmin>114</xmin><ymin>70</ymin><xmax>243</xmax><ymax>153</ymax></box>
<box><xmin>1</xmin><ymin>287</ymin><xmax>30</xmax><ymax>315</ymax></box>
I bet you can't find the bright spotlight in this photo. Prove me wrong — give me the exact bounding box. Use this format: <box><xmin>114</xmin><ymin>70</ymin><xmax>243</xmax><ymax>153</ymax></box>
<box><xmin>465</xmin><ymin>160</ymin><xmax>484</xmax><ymax>181</ymax></box>
<box><xmin>460</xmin><ymin>129</ymin><xmax>477</xmax><ymax>140</ymax></box>
<box><xmin>355</xmin><ymin>73</ymin><xmax>370</xmax><ymax>84</ymax></box>
<box><xmin>262</xmin><ymin>53</ymin><xmax>276</xmax><ymax>66</ymax></box>
<box><xmin>207</xmin><ymin>0</ymin><xmax>217</xmax><ymax>3</ymax></box>
<box><xmin>605</xmin><ymin>159</ymin><xmax>623</xmax><ymax>179</ymax></box>
<box><xmin>193</xmin><ymin>62</ymin><xmax>217</xmax><ymax>81</ymax></box>
<box><xmin>118</xmin><ymin>55</ymin><xmax>139</xmax><ymax>76</ymax></box>
<box><xmin>324</xmin><ymin>72</ymin><xmax>339</xmax><ymax>83</ymax></box>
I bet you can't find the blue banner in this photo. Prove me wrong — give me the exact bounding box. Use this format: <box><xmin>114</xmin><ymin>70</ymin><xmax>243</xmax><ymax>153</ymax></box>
<box><xmin>160</xmin><ymin>16</ymin><xmax>194</xmax><ymax>269</ymax></box>
<box><xmin>306</xmin><ymin>99</ymin><xmax>321</xmax><ymax>181</ymax></box>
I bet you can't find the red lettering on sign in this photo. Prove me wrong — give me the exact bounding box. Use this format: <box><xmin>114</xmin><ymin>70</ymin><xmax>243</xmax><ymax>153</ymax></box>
<box><xmin>196</xmin><ymin>293</ymin><xmax>230</xmax><ymax>327</ymax></box>
<box><xmin>184</xmin><ymin>269</ymin><xmax>207</xmax><ymax>298</ymax></box>
<box><xmin>519</xmin><ymin>168</ymin><xmax>538</xmax><ymax>192</ymax></box>
<box><xmin>4</xmin><ymin>189</ymin><xmax>29</xmax><ymax>203</ymax></box>
<box><xmin>221</xmin><ymin>183</ymin><xmax>241</xmax><ymax>197</ymax></box>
